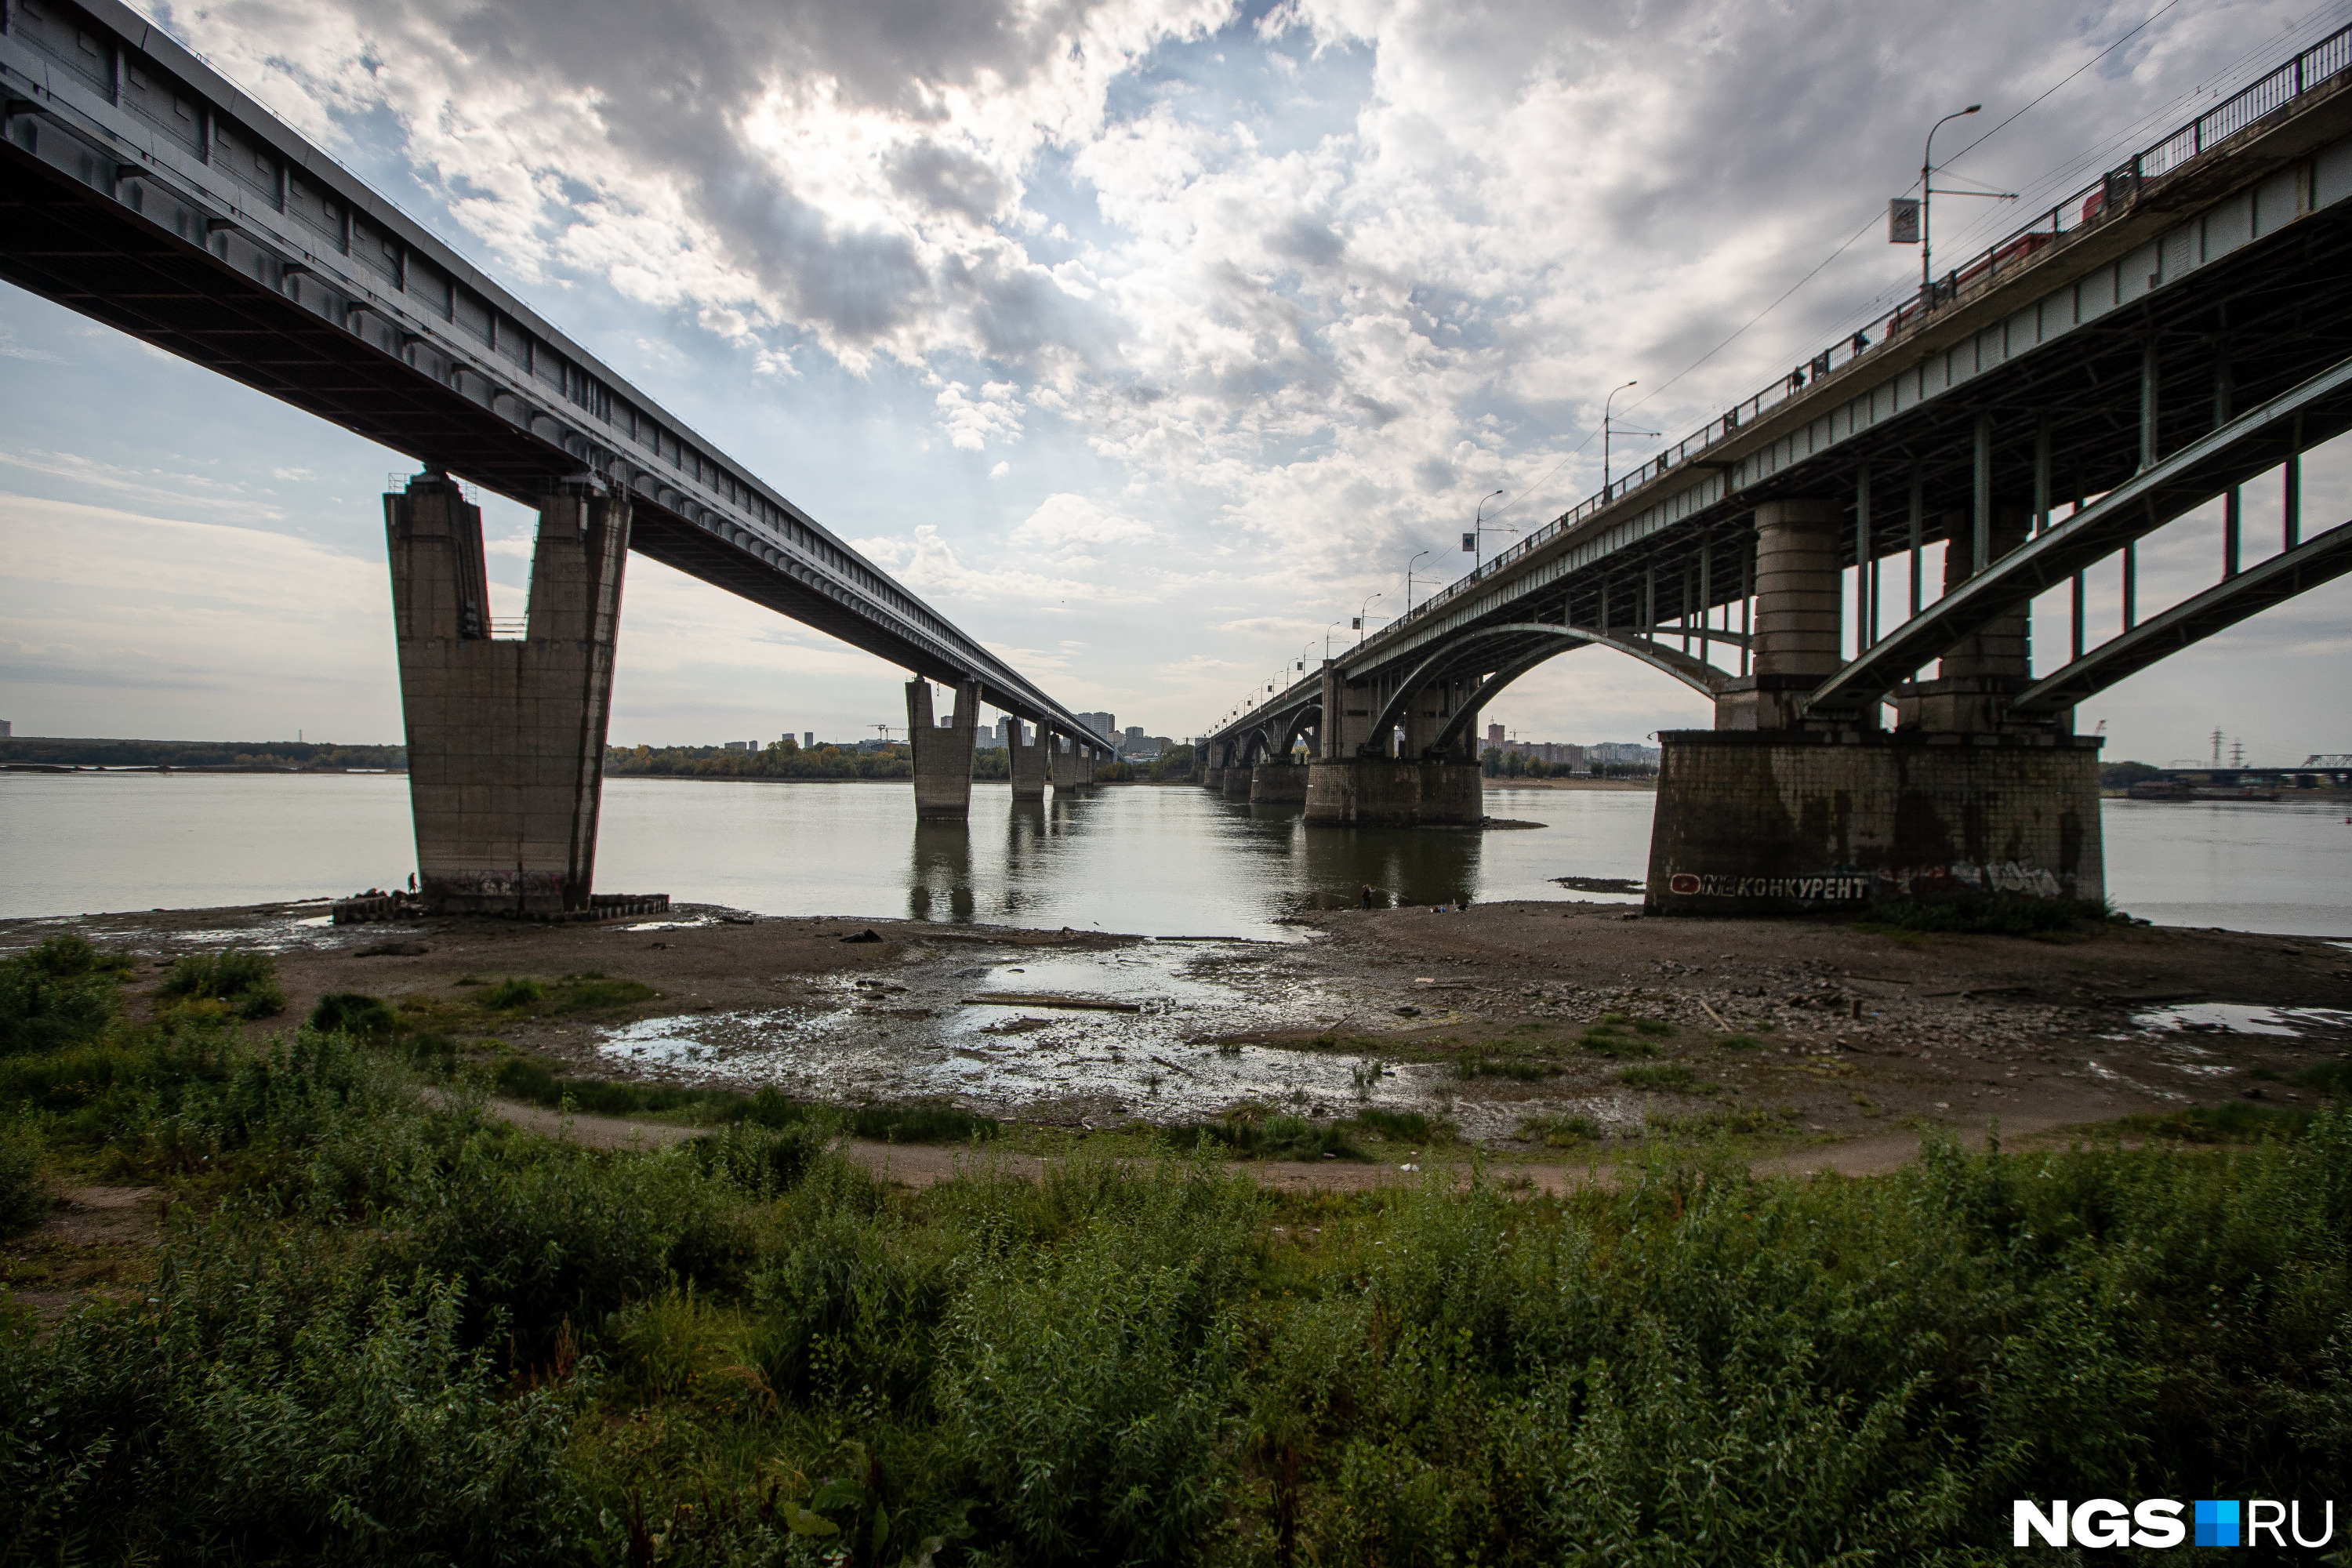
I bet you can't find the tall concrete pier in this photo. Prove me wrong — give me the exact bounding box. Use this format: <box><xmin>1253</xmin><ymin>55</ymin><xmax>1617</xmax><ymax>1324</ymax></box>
<box><xmin>1007</xmin><ymin>721</ymin><xmax>1047</xmax><ymax>802</ymax></box>
<box><xmin>906</xmin><ymin>679</ymin><xmax>979</xmax><ymax>819</ymax></box>
<box><xmin>387</xmin><ymin>471</ymin><xmax>629</xmax><ymax>915</ymax></box>
<box><xmin>1049</xmin><ymin>732</ymin><xmax>1080</xmax><ymax>793</ymax></box>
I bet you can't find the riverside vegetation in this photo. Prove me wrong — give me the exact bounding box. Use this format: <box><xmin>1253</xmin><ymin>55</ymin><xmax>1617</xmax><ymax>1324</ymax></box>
<box><xmin>2</xmin><ymin>935</ymin><xmax>2348</xmax><ymax>1565</ymax></box>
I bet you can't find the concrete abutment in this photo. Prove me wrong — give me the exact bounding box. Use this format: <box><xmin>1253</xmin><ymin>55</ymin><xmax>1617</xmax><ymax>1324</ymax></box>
<box><xmin>1304</xmin><ymin>759</ymin><xmax>1481</xmax><ymax>826</ymax></box>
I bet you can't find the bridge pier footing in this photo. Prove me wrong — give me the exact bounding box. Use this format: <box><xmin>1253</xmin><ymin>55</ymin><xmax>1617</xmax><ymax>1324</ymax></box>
<box><xmin>1202</xmin><ymin>766</ymin><xmax>1226</xmax><ymax>793</ymax></box>
<box><xmin>1221</xmin><ymin>766</ymin><xmax>1254</xmax><ymax>800</ymax></box>
<box><xmin>387</xmin><ymin>470</ymin><xmax>630</xmax><ymax>916</ymax></box>
<box><xmin>1250</xmin><ymin>762</ymin><xmax>1309</xmax><ymax>804</ymax></box>
<box><xmin>906</xmin><ymin>679</ymin><xmax>979</xmax><ymax>819</ymax></box>
<box><xmin>1304</xmin><ymin>759</ymin><xmax>1480</xmax><ymax>826</ymax></box>
<box><xmin>1049</xmin><ymin>733</ymin><xmax>1080</xmax><ymax>793</ymax></box>
<box><xmin>1008</xmin><ymin>722</ymin><xmax>1047</xmax><ymax>802</ymax></box>
<box><xmin>1643</xmin><ymin>728</ymin><xmax>2103</xmax><ymax>915</ymax></box>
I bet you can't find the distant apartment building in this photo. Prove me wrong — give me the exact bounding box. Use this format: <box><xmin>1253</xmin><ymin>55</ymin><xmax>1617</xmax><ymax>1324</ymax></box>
<box><xmin>723</xmin><ymin>740</ymin><xmax>755</xmax><ymax>752</ymax></box>
<box><xmin>0</xmin><ymin>720</ymin><xmax>10</xmax><ymax>737</ymax></box>
<box><xmin>1484</xmin><ymin>739</ymin><xmax>1584</xmax><ymax>768</ymax></box>
<box><xmin>1075</xmin><ymin>711</ymin><xmax>1117</xmax><ymax>743</ymax></box>
<box><xmin>1486</xmin><ymin>722</ymin><xmax>1504</xmax><ymax>747</ymax></box>
<box><xmin>1588</xmin><ymin>741</ymin><xmax>1661</xmax><ymax>764</ymax></box>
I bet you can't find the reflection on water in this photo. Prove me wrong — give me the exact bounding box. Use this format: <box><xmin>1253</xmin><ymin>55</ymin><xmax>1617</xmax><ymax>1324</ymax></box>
<box><xmin>3</xmin><ymin>772</ymin><xmax>2345</xmax><ymax>938</ymax></box>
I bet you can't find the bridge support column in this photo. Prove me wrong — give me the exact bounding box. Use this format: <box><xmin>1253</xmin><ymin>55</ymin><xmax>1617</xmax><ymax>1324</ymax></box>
<box><xmin>1008</xmin><ymin>720</ymin><xmax>1047</xmax><ymax>801</ymax></box>
<box><xmin>1645</xmin><ymin>729</ymin><xmax>2103</xmax><ymax>914</ymax></box>
<box><xmin>1250</xmin><ymin>762</ymin><xmax>1309</xmax><ymax>803</ymax></box>
<box><xmin>1049</xmin><ymin>731</ymin><xmax>1079</xmax><ymax>792</ymax></box>
<box><xmin>1079</xmin><ymin>750</ymin><xmax>1097</xmax><ymax>786</ymax></box>
<box><xmin>1221</xmin><ymin>754</ymin><xmax>1256</xmax><ymax>799</ymax></box>
<box><xmin>388</xmin><ymin>470</ymin><xmax>631</xmax><ymax>915</ymax></box>
<box><xmin>906</xmin><ymin>679</ymin><xmax>978</xmax><ymax>819</ymax></box>
<box><xmin>1715</xmin><ymin>498</ymin><xmax>1844</xmax><ymax>731</ymax></box>
<box><xmin>1304</xmin><ymin>759</ymin><xmax>1481</xmax><ymax>826</ymax></box>
<box><xmin>1895</xmin><ymin>510</ymin><xmax>2038</xmax><ymax>733</ymax></box>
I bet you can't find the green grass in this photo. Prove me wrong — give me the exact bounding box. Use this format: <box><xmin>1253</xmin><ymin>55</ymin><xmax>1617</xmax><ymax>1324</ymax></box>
<box><xmin>1617</xmin><ymin>1063</ymin><xmax>1715</xmax><ymax>1094</ymax></box>
<box><xmin>307</xmin><ymin>991</ymin><xmax>400</xmax><ymax>1040</ymax></box>
<box><xmin>1715</xmin><ymin>1033</ymin><xmax>1766</xmax><ymax>1050</ymax></box>
<box><xmin>1577</xmin><ymin>1029</ymin><xmax>1657</xmax><ymax>1060</ymax></box>
<box><xmin>2296</xmin><ymin>1061</ymin><xmax>2352</xmax><ymax>1095</ymax></box>
<box><xmin>2118</xmin><ymin>1102</ymin><xmax>2314</xmax><ymax>1143</ymax></box>
<box><xmin>1646</xmin><ymin>1105</ymin><xmax>1802</xmax><ymax>1138</ymax></box>
<box><xmin>1515</xmin><ymin>1112</ymin><xmax>1603</xmax><ymax>1146</ymax></box>
<box><xmin>156</xmin><ymin>947</ymin><xmax>285</xmax><ymax>1020</ymax></box>
<box><xmin>1351</xmin><ymin>1106</ymin><xmax>1444</xmax><ymax>1144</ymax></box>
<box><xmin>1455</xmin><ymin>1055</ymin><xmax>1560</xmax><ymax>1081</ymax></box>
<box><xmin>7</xmin><ymin>936</ymin><xmax>2352</xmax><ymax>1563</ymax></box>
<box><xmin>1160</xmin><ymin>1112</ymin><xmax>1363</xmax><ymax>1160</ymax></box>
<box><xmin>1852</xmin><ymin>895</ymin><xmax>2113</xmax><ymax>937</ymax></box>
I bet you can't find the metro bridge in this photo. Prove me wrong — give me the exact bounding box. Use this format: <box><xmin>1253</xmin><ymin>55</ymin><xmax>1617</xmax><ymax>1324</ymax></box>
<box><xmin>1200</xmin><ymin>27</ymin><xmax>2352</xmax><ymax>913</ymax></box>
<box><xmin>0</xmin><ymin>0</ymin><xmax>1109</xmax><ymax>913</ymax></box>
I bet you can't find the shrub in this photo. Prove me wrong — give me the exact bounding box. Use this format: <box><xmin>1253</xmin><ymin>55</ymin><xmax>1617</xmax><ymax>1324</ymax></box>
<box><xmin>1517</xmin><ymin>1112</ymin><xmax>1602</xmax><ymax>1145</ymax></box>
<box><xmin>0</xmin><ymin>1116</ymin><xmax>49</xmax><ymax>1234</ymax></box>
<box><xmin>2296</xmin><ymin>1060</ymin><xmax>2352</xmax><ymax>1096</ymax></box>
<box><xmin>1578</xmin><ymin>1029</ymin><xmax>1656</xmax><ymax>1059</ymax></box>
<box><xmin>1455</xmin><ymin>1055</ymin><xmax>1558</xmax><ymax>1081</ymax></box>
<box><xmin>0</xmin><ymin>935</ymin><xmax>129</xmax><ymax>1054</ymax></box>
<box><xmin>483</xmin><ymin>977</ymin><xmax>547</xmax><ymax>1011</ymax></box>
<box><xmin>1618</xmin><ymin>1063</ymin><xmax>1700</xmax><ymax>1092</ymax></box>
<box><xmin>845</xmin><ymin>1102</ymin><xmax>1000</xmax><ymax>1144</ymax></box>
<box><xmin>307</xmin><ymin>991</ymin><xmax>398</xmax><ymax>1040</ymax></box>
<box><xmin>158</xmin><ymin>949</ymin><xmax>285</xmax><ymax>1019</ymax></box>
<box><xmin>1166</xmin><ymin>1114</ymin><xmax>1360</xmax><ymax>1160</ymax></box>
<box><xmin>1352</xmin><ymin>1106</ymin><xmax>1439</xmax><ymax>1143</ymax></box>
<box><xmin>691</xmin><ymin>1120</ymin><xmax>828</xmax><ymax>1196</ymax></box>
<box><xmin>0</xmin><ymin>1227</ymin><xmax>584</xmax><ymax>1560</ymax></box>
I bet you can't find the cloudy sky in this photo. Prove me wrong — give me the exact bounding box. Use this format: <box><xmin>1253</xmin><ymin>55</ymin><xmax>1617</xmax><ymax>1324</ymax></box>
<box><xmin>3</xmin><ymin>0</ymin><xmax>2348</xmax><ymax>764</ymax></box>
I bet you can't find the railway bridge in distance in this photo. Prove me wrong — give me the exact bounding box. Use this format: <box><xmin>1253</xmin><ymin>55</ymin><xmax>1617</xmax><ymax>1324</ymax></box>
<box><xmin>0</xmin><ymin>0</ymin><xmax>1113</xmax><ymax>916</ymax></box>
<box><xmin>1199</xmin><ymin>27</ymin><xmax>2352</xmax><ymax>916</ymax></box>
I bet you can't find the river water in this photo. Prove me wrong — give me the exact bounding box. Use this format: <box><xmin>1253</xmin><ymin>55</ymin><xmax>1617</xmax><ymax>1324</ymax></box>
<box><xmin>2</xmin><ymin>774</ymin><xmax>2348</xmax><ymax>938</ymax></box>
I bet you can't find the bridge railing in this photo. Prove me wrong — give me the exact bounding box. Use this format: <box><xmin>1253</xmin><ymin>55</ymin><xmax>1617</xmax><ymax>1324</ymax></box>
<box><xmin>1379</xmin><ymin>24</ymin><xmax>2352</xmax><ymax>644</ymax></box>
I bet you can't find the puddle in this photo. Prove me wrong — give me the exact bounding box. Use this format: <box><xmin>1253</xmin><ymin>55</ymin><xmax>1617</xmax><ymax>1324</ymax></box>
<box><xmin>592</xmin><ymin>938</ymin><xmax>1611</xmax><ymax>1142</ymax></box>
<box><xmin>2132</xmin><ymin>1003</ymin><xmax>2352</xmax><ymax>1036</ymax></box>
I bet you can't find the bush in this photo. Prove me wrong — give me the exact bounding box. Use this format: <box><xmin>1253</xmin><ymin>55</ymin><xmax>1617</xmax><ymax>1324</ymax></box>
<box><xmin>1455</xmin><ymin>1056</ymin><xmax>1559</xmax><ymax>1081</ymax></box>
<box><xmin>1857</xmin><ymin>895</ymin><xmax>2108</xmax><ymax>935</ymax></box>
<box><xmin>1516</xmin><ymin>1112</ymin><xmax>1602</xmax><ymax>1145</ymax></box>
<box><xmin>0</xmin><ymin>1116</ymin><xmax>49</xmax><ymax>1234</ymax></box>
<box><xmin>1618</xmin><ymin>1063</ymin><xmax>1703</xmax><ymax>1092</ymax></box>
<box><xmin>483</xmin><ymin>977</ymin><xmax>547</xmax><ymax>1011</ymax></box>
<box><xmin>307</xmin><ymin>990</ymin><xmax>398</xmax><ymax>1040</ymax></box>
<box><xmin>1166</xmin><ymin>1113</ymin><xmax>1361</xmax><ymax>1160</ymax></box>
<box><xmin>2296</xmin><ymin>1060</ymin><xmax>2352</xmax><ymax>1096</ymax></box>
<box><xmin>158</xmin><ymin>949</ymin><xmax>285</xmax><ymax>1019</ymax></box>
<box><xmin>1352</xmin><ymin>1106</ymin><xmax>1440</xmax><ymax>1143</ymax></box>
<box><xmin>0</xmin><ymin>1228</ymin><xmax>584</xmax><ymax>1560</ymax></box>
<box><xmin>1578</xmin><ymin>1029</ymin><xmax>1656</xmax><ymax>1059</ymax></box>
<box><xmin>0</xmin><ymin>935</ymin><xmax>129</xmax><ymax>1054</ymax></box>
<box><xmin>845</xmin><ymin>1102</ymin><xmax>1000</xmax><ymax>1144</ymax></box>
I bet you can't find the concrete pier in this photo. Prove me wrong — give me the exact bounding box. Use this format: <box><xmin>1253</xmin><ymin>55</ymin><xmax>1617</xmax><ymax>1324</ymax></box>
<box><xmin>1250</xmin><ymin>761</ymin><xmax>1308</xmax><ymax>803</ymax></box>
<box><xmin>1304</xmin><ymin>759</ymin><xmax>1480</xmax><ymax>826</ymax></box>
<box><xmin>1714</xmin><ymin>498</ymin><xmax>1843</xmax><ymax>731</ymax></box>
<box><xmin>1645</xmin><ymin>729</ymin><xmax>2103</xmax><ymax>913</ymax></box>
<box><xmin>1202</xmin><ymin>767</ymin><xmax>1227</xmax><ymax>792</ymax></box>
<box><xmin>906</xmin><ymin>679</ymin><xmax>978</xmax><ymax>819</ymax></box>
<box><xmin>1007</xmin><ymin>720</ymin><xmax>1047</xmax><ymax>802</ymax></box>
<box><xmin>387</xmin><ymin>470</ymin><xmax>629</xmax><ymax>915</ymax></box>
<box><xmin>1895</xmin><ymin>510</ymin><xmax>2034</xmax><ymax>733</ymax></box>
<box><xmin>1049</xmin><ymin>732</ymin><xmax>1079</xmax><ymax>793</ymax></box>
<box><xmin>1221</xmin><ymin>764</ymin><xmax>1254</xmax><ymax>800</ymax></box>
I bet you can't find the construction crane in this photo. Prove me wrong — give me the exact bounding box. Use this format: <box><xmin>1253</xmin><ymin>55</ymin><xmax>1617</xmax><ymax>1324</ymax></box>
<box><xmin>873</xmin><ymin>724</ymin><xmax>897</xmax><ymax>744</ymax></box>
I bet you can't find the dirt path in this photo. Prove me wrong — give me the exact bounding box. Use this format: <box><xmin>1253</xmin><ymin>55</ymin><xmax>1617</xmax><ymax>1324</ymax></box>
<box><xmin>475</xmin><ymin>1096</ymin><xmax>2060</xmax><ymax>1193</ymax></box>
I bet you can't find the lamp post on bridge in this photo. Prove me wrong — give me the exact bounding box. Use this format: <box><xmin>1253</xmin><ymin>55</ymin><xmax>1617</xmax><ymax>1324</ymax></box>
<box><xmin>1894</xmin><ymin>105</ymin><xmax>2012</xmax><ymax>304</ymax></box>
<box><xmin>1602</xmin><ymin>382</ymin><xmax>1656</xmax><ymax>492</ymax></box>
<box><xmin>1323</xmin><ymin>619</ymin><xmax>1345</xmax><ymax>659</ymax></box>
<box><xmin>1405</xmin><ymin>549</ymin><xmax>1432</xmax><ymax>614</ymax></box>
<box><xmin>1466</xmin><ymin>489</ymin><xmax>1510</xmax><ymax>572</ymax></box>
<box><xmin>1355</xmin><ymin>591</ymin><xmax>1382</xmax><ymax>645</ymax></box>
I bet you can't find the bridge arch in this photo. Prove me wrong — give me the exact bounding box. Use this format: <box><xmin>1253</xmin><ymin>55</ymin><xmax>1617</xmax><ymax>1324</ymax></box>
<box><xmin>1364</xmin><ymin>623</ymin><xmax>1730</xmax><ymax>756</ymax></box>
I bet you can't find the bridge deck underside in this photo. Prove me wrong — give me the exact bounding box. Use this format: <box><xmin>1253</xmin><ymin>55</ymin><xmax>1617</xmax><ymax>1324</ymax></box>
<box><xmin>0</xmin><ymin>142</ymin><xmax>1062</xmax><ymax>716</ymax></box>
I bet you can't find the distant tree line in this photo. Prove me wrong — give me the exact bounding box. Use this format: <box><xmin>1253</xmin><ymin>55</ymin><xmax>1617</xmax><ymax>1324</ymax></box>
<box><xmin>1479</xmin><ymin>750</ymin><xmax>1657</xmax><ymax>780</ymax></box>
<box><xmin>604</xmin><ymin>740</ymin><xmax>914</xmax><ymax>779</ymax></box>
<box><xmin>0</xmin><ymin>738</ymin><xmax>407</xmax><ymax>770</ymax></box>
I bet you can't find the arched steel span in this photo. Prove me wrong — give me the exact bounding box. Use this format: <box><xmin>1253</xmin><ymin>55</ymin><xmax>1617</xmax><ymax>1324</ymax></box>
<box><xmin>1361</xmin><ymin>624</ymin><xmax>1731</xmax><ymax>757</ymax></box>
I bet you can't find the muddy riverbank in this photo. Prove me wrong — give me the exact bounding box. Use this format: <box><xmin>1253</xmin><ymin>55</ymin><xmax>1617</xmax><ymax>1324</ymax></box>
<box><xmin>10</xmin><ymin>896</ymin><xmax>2347</xmax><ymax>1168</ymax></box>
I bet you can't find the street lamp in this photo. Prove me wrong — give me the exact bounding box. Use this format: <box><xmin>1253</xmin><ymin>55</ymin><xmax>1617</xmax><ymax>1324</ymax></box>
<box><xmin>1323</xmin><ymin>618</ymin><xmax>1345</xmax><ymax>659</ymax></box>
<box><xmin>1913</xmin><ymin>105</ymin><xmax>2017</xmax><ymax>298</ymax></box>
<box><xmin>1602</xmin><ymin>381</ymin><xmax>1657</xmax><ymax>492</ymax></box>
<box><xmin>1465</xmin><ymin>488</ymin><xmax>1510</xmax><ymax>571</ymax></box>
<box><xmin>1405</xmin><ymin>549</ymin><xmax>1432</xmax><ymax>613</ymax></box>
<box><xmin>1355</xmin><ymin>590</ymin><xmax>1382</xmax><ymax>644</ymax></box>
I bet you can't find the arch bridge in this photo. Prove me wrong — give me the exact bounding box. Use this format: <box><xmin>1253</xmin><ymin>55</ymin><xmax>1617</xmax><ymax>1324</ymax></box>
<box><xmin>1201</xmin><ymin>29</ymin><xmax>2352</xmax><ymax>911</ymax></box>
